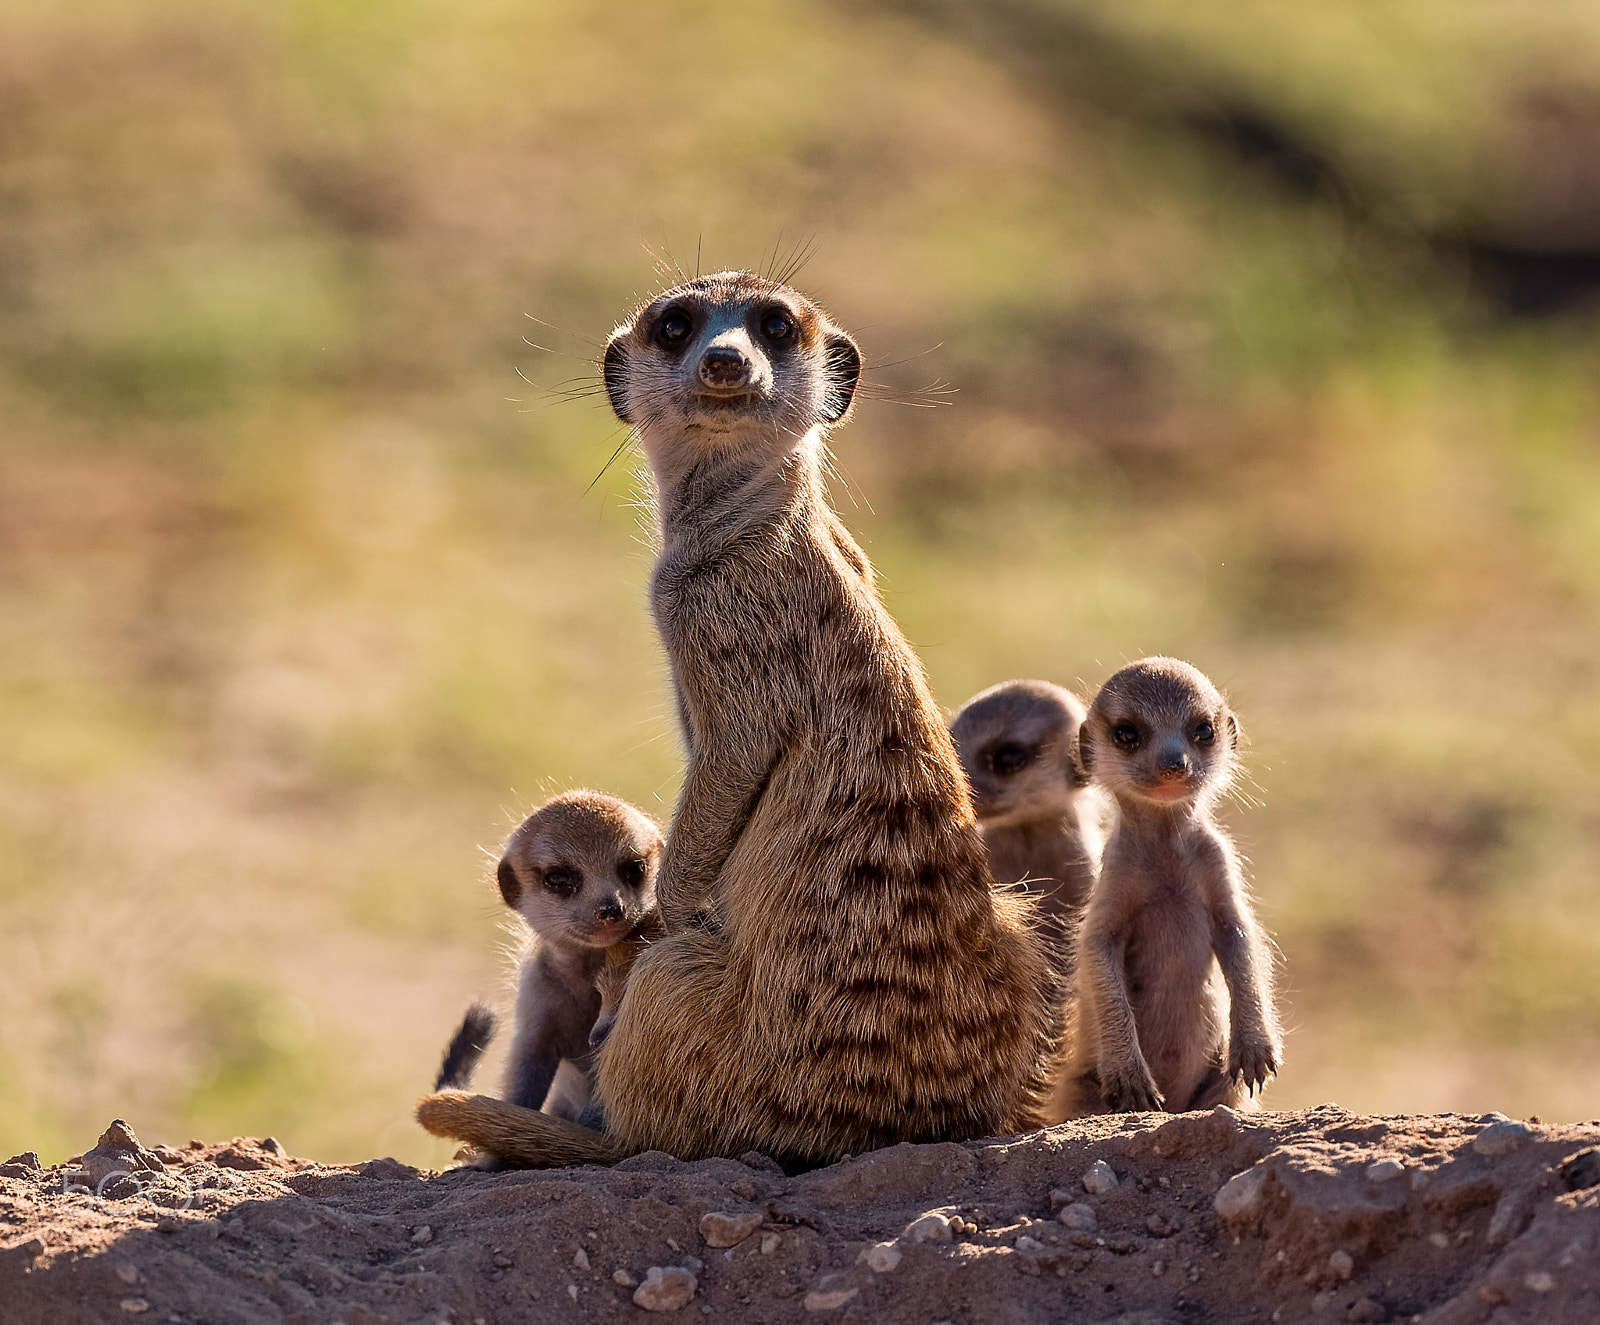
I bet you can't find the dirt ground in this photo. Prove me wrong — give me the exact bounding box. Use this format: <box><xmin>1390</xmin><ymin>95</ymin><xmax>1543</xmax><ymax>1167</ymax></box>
<box><xmin>2</xmin><ymin>1106</ymin><xmax>1596</xmax><ymax>1325</ymax></box>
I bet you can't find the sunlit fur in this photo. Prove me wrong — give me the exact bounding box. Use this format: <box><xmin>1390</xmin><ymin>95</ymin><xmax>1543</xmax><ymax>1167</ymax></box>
<box><xmin>494</xmin><ymin>792</ymin><xmax>662</xmax><ymax>1121</ymax></box>
<box><xmin>418</xmin><ymin>273</ymin><xmax>1057</xmax><ymax>1169</ymax></box>
<box><xmin>1055</xmin><ymin>657</ymin><xmax>1282</xmax><ymax>1119</ymax></box>
<box><xmin>950</xmin><ymin>679</ymin><xmax>1105</xmax><ymax>980</ymax></box>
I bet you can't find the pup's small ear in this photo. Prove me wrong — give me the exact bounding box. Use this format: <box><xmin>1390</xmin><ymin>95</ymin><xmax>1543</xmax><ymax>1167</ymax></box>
<box><xmin>1066</xmin><ymin>729</ymin><xmax>1092</xmax><ymax>789</ymax></box>
<box><xmin>820</xmin><ymin>330</ymin><xmax>861</xmax><ymax>424</ymax></box>
<box><xmin>1225</xmin><ymin>711</ymin><xmax>1242</xmax><ymax>749</ymax></box>
<box><xmin>602</xmin><ymin>334</ymin><xmax>632</xmax><ymax>425</ymax></box>
<box><xmin>496</xmin><ymin>857</ymin><xmax>521</xmax><ymax>908</ymax></box>
<box><xmin>1077</xmin><ymin>726</ymin><xmax>1095</xmax><ymax>777</ymax></box>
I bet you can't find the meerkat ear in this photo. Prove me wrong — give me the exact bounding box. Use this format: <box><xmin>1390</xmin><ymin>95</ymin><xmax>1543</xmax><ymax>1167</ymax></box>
<box><xmin>820</xmin><ymin>330</ymin><xmax>861</xmax><ymax>424</ymax></box>
<box><xmin>1077</xmin><ymin>725</ymin><xmax>1095</xmax><ymax>777</ymax></box>
<box><xmin>496</xmin><ymin>856</ymin><xmax>521</xmax><ymax>908</ymax></box>
<box><xmin>1225</xmin><ymin>711</ymin><xmax>1242</xmax><ymax>749</ymax></box>
<box><xmin>602</xmin><ymin>334</ymin><xmax>632</xmax><ymax>425</ymax></box>
<box><xmin>1066</xmin><ymin>732</ymin><xmax>1092</xmax><ymax>789</ymax></box>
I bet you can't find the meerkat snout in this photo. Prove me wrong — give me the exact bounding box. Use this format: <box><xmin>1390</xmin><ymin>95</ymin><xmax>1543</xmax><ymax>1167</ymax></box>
<box><xmin>698</xmin><ymin>343</ymin><xmax>753</xmax><ymax>391</ymax></box>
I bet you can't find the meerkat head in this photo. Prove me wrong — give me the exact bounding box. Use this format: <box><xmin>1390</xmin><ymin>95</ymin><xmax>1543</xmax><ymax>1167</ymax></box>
<box><xmin>1080</xmin><ymin>657</ymin><xmax>1239</xmax><ymax>811</ymax></box>
<box><xmin>601</xmin><ymin>272</ymin><xmax>861</xmax><ymax>460</ymax></box>
<box><xmin>495</xmin><ymin>791</ymin><xmax>663</xmax><ymax>948</ymax></box>
<box><xmin>950</xmin><ymin>679</ymin><xmax>1090</xmax><ymax>829</ymax></box>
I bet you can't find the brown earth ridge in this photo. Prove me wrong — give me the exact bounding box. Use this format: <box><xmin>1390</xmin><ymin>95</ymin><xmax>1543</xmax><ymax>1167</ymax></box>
<box><xmin>1</xmin><ymin>1107</ymin><xmax>1596</xmax><ymax>1325</ymax></box>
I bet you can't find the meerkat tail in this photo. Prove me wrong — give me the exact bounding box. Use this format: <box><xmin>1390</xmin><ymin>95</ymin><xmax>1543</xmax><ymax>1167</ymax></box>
<box><xmin>434</xmin><ymin>1004</ymin><xmax>497</xmax><ymax>1092</ymax></box>
<box><xmin>415</xmin><ymin>1090</ymin><xmax>628</xmax><ymax>1168</ymax></box>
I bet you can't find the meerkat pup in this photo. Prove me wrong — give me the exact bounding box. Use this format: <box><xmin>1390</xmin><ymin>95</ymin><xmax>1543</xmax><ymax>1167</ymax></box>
<box><xmin>1057</xmin><ymin>657</ymin><xmax>1280</xmax><ymax>1117</ymax></box>
<box><xmin>432</xmin><ymin>791</ymin><xmax>663</xmax><ymax>1124</ymax></box>
<box><xmin>420</xmin><ymin>272</ymin><xmax>1056</xmax><ymax>1169</ymax></box>
<box><xmin>950</xmin><ymin>679</ymin><xmax>1103</xmax><ymax>974</ymax></box>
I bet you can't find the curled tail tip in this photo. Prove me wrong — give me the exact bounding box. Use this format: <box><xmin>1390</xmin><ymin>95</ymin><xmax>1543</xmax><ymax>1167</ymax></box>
<box><xmin>434</xmin><ymin>1003</ymin><xmax>497</xmax><ymax>1092</ymax></box>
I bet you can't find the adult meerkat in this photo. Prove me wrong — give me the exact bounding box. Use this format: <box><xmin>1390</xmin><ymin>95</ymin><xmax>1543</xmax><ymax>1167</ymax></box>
<box><xmin>950</xmin><ymin>679</ymin><xmax>1102</xmax><ymax>973</ymax></box>
<box><xmin>1056</xmin><ymin>657</ymin><xmax>1280</xmax><ymax>1117</ymax></box>
<box><xmin>419</xmin><ymin>271</ymin><xmax>1056</xmax><ymax>1169</ymax></box>
<box><xmin>432</xmin><ymin>791</ymin><xmax>663</xmax><ymax>1124</ymax></box>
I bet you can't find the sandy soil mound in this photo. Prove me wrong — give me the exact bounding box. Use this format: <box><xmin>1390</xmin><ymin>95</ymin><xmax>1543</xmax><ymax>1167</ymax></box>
<box><xmin>2</xmin><ymin>1107</ymin><xmax>1596</xmax><ymax>1324</ymax></box>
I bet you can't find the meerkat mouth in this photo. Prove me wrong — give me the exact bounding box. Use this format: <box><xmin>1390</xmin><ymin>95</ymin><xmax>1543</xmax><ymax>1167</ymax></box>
<box><xmin>1137</xmin><ymin>782</ymin><xmax>1196</xmax><ymax>803</ymax></box>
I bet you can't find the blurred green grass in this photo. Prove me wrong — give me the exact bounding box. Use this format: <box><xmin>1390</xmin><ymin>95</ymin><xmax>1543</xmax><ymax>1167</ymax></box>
<box><xmin>3</xmin><ymin>0</ymin><xmax>1600</xmax><ymax>1165</ymax></box>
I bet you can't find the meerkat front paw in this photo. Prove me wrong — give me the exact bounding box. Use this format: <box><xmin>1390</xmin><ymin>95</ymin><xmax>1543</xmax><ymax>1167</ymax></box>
<box><xmin>1100</xmin><ymin>1059</ymin><xmax>1166</xmax><ymax>1113</ymax></box>
<box><xmin>1228</xmin><ymin>1036</ymin><xmax>1280</xmax><ymax>1095</ymax></box>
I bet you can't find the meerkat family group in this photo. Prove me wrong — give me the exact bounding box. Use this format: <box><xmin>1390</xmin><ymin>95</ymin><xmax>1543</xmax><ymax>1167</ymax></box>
<box><xmin>418</xmin><ymin>272</ymin><xmax>1282</xmax><ymax>1170</ymax></box>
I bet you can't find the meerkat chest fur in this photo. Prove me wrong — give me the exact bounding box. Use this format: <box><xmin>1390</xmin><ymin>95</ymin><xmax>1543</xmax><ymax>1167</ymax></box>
<box><xmin>594</xmin><ymin>272</ymin><xmax>1056</xmax><ymax>1165</ymax></box>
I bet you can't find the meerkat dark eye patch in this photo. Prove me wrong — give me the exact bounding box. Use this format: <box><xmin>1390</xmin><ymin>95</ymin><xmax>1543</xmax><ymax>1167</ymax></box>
<box><xmin>1112</xmin><ymin>723</ymin><xmax>1143</xmax><ymax>752</ymax></box>
<box><xmin>759</xmin><ymin>308</ymin><xmax>794</xmax><ymax>342</ymax></box>
<box><xmin>656</xmin><ymin>308</ymin><xmax>694</xmax><ymax>349</ymax></box>
<box><xmin>988</xmin><ymin>742</ymin><xmax>1033</xmax><ymax>777</ymax></box>
<box><xmin>820</xmin><ymin>331</ymin><xmax>861</xmax><ymax>424</ymax></box>
<box><xmin>617</xmin><ymin>858</ymin><xmax>647</xmax><ymax>887</ymax></box>
<box><xmin>543</xmin><ymin>867</ymin><xmax>582</xmax><ymax>898</ymax></box>
<box><xmin>1192</xmin><ymin>720</ymin><xmax>1215</xmax><ymax>745</ymax></box>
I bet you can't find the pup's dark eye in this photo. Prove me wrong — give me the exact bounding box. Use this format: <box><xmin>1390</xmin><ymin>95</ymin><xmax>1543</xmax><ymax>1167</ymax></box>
<box><xmin>761</xmin><ymin>310</ymin><xmax>793</xmax><ymax>341</ymax></box>
<box><xmin>543</xmin><ymin>868</ymin><xmax>581</xmax><ymax>898</ymax></box>
<box><xmin>1112</xmin><ymin>724</ymin><xmax>1142</xmax><ymax>751</ymax></box>
<box><xmin>658</xmin><ymin>312</ymin><xmax>692</xmax><ymax>346</ymax></box>
<box><xmin>1192</xmin><ymin>721</ymin><xmax>1215</xmax><ymax>745</ymax></box>
<box><xmin>988</xmin><ymin>743</ymin><xmax>1032</xmax><ymax>777</ymax></box>
<box><xmin>617</xmin><ymin>858</ymin><xmax>647</xmax><ymax>888</ymax></box>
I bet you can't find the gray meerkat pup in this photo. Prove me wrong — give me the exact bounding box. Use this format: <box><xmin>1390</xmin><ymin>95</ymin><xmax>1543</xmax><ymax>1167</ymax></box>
<box><xmin>419</xmin><ymin>271</ymin><xmax>1057</xmax><ymax>1169</ymax></box>
<box><xmin>432</xmin><ymin>790</ymin><xmax>663</xmax><ymax>1125</ymax></box>
<box><xmin>950</xmin><ymin>679</ymin><xmax>1103</xmax><ymax>975</ymax></box>
<box><xmin>1056</xmin><ymin>657</ymin><xmax>1281</xmax><ymax>1117</ymax></box>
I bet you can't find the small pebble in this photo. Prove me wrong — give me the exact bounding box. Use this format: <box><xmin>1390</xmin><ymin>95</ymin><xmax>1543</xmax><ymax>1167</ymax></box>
<box><xmin>573</xmin><ymin>1247</ymin><xmax>590</xmax><ymax>1270</ymax></box>
<box><xmin>903</xmin><ymin>1212</ymin><xmax>952</xmax><ymax>1243</ymax></box>
<box><xmin>1365</xmin><ymin>1159</ymin><xmax>1404</xmax><ymax>1183</ymax></box>
<box><xmin>803</xmin><ymin>1274</ymin><xmax>858</xmax><ymax>1312</ymax></box>
<box><xmin>411</xmin><ymin>1225</ymin><xmax>433</xmax><ymax>1245</ymax></box>
<box><xmin>1213</xmin><ymin>1167</ymin><xmax>1267</xmax><ymax>1219</ymax></box>
<box><xmin>260</xmin><ymin>1137</ymin><xmax>286</xmax><ymax>1156</ymax></box>
<box><xmin>1015</xmin><ymin>1234</ymin><xmax>1046</xmax><ymax>1256</ymax></box>
<box><xmin>1158</xmin><ymin>1176</ymin><xmax>1170</xmax><ymax>1189</ymax></box>
<box><xmin>4</xmin><ymin>1152</ymin><xmax>41</xmax><ymax>1170</ymax></box>
<box><xmin>492</xmin><ymin>1253</ymin><xmax>513</xmax><ymax>1269</ymax></box>
<box><xmin>1151</xmin><ymin>1260</ymin><xmax>1165</xmax><ymax>1278</ymax></box>
<box><xmin>700</xmin><ymin>1210</ymin><xmax>763</xmax><ymax>1248</ymax></box>
<box><xmin>760</xmin><ymin>1233</ymin><xmax>781</xmax><ymax>1256</ymax></box>
<box><xmin>1058</xmin><ymin>1203</ymin><xmax>1097</xmax><ymax>1233</ymax></box>
<box><xmin>155</xmin><ymin>1219</ymin><xmax>181</xmax><ymax>1235</ymax></box>
<box><xmin>1145</xmin><ymin>1213</ymin><xmax>1180</xmax><ymax>1238</ymax></box>
<box><xmin>1524</xmin><ymin>1271</ymin><xmax>1555</xmax><ymax>1293</ymax></box>
<box><xmin>115</xmin><ymin>1265</ymin><xmax>141</xmax><ymax>1286</ymax></box>
<box><xmin>1474</xmin><ymin>1120</ymin><xmax>1534</xmax><ymax>1156</ymax></box>
<box><xmin>634</xmin><ymin>1265</ymin><xmax>697</xmax><ymax>1312</ymax></box>
<box><xmin>1048</xmin><ymin>1188</ymin><xmax>1075</xmax><ymax>1210</ymax></box>
<box><xmin>859</xmin><ymin>1242</ymin><xmax>901</xmax><ymax>1274</ymax></box>
<box><xmin>1428</xmin><ymin>1232</ymin><xmax>1449</xmax><ymax>1249</ymax></box>
<box><xmin>614</xmin><ymin>1269</ymin><xmax>639</xmax><ymax>1288</ymax></box>
<box><xmin>1329</xmin><ymin>1249</ymin><xmax>1354</xmax><ymax>1280</ymax></box>
<box><xmin>1345</xmin><ymin>1297</ymin><xmax>1385</xmax><ymax>1323</ymax></box>
<box><xmin>1081</xmin><ymin>1160</ymin><xmax>1118</xmax><ymax>1194</ymax></box>
<box><xmin>118</xmin><ymin>1301</ymin><xmax>149</xmax><ymax>1315</ymax></box>
<box><xmin>730</xmin><ymin>1181</ymin><xmax>757</xmax><ymax>1200</ymax></box>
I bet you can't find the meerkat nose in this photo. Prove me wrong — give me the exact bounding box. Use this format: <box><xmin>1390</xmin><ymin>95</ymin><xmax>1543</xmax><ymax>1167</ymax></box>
<box><xmin>1156</xmin><ymin>743</ymin><xmax>1190</xmax><ymax>777</ymax></box>
<box><xmin>699</xmin><ymin>346</ymin><xmax>752</xmax><ymax>389</ymax></box>
<box><xmin>596</xmin><ymin>896</ymin><xmax>624</xmax><ymax>922</ymax></box>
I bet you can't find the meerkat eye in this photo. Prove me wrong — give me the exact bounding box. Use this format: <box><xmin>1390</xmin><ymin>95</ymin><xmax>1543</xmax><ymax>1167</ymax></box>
<box><xmin>760</xmin><ymin>310</ymin><xmax>794</xmax><ymax>342</ymax></box>
<box><xmin>1192</xmin><ymin>720</ymin><xmax>1215</xmax><ymax>745</ymax></box>
<box><xmin>1112</xmin><ymin>723</ymin><xmax>1142</xmax><ymax>752</ymax></box>
<box><xmin>617</xmin><ymin>858</ymin><xmax>647</xmax><ymax>887</ymax></box>
<box><xmin>657</xmin><ymin>312</ymin><xmax>693</xmax><ymax>347</ymax></box>
<box><xmin>988</xmin><ymin>743</ymin><xmax>1032</xmax><ymax>777</ymax></box>
<box><xmin>543</xmin><ymin>867</ymin><xmax>581</xmax><ymax>898</ymax></box>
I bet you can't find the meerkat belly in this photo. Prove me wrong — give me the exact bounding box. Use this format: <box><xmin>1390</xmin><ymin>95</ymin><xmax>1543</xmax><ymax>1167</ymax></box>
<box><xmin>1125</xmin><ymin>886</ymin><xmax>1224</xmax><ymax>1101</ymax></box>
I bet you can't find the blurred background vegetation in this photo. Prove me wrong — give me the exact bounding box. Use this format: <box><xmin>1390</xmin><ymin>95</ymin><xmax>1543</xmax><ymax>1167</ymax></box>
<box><xmin>4</xmin><ymin>0</ymin><xmax>1600</xmax><ymax>1166</ymax></box>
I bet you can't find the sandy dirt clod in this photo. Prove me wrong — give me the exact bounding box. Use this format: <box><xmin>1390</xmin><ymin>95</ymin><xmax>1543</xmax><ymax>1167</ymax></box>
<box><xmin>2</xmin><ymin>1108</ymin><xmax>1598</xmax><ymax>1323</ymax></box>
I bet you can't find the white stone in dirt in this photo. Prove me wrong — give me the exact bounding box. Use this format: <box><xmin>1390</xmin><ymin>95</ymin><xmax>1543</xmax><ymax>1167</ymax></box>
<box><xmin>803</xmin><ymin>1273</ymin><xmax>859</xmax><ymax>1311</ymax></box>
<box><xmin>903</xmin><ymin>1212</ymin><xmax>953</xmax><ymax>1243</ymax></box>
<box><xmin>573</xmin><ymin>1248</ymin><xmax>590</xmax><ymax>1270</ymax></box>
<box><xmin>1365</xmin><ymin>1158</ymin><xmax>1404</xmax><ymax>1183</ymax></box>
<box><xmin>1048</xmin><ymin>1188</ymin><xmax>1075</xmax><ymax>1210</ymax></box>
<box><xmin>1328</xmin><ymin>1249</ymin><xmax>1354</xmax><ymax>1280</ymax></box>
<box><xmin>858</xmin><ymin>1242</ymin><xmax>902</xmax><ymax>1273</ymax></box>
<box><xmin>1525</xmin><ymin>1271</ymin><xmax>1555</xmax><ymax>1293</ymax></box>
<box><xmin>760</xmin><ymin>1233</ymin><xmax>781</xmax><ymax>1256</ymax></box>
<box><xmin>115</xmin><ymin>1265</ymin><xmax>141</xmax><ymax>1286</ymax></box>
<box><xmin>1081</xmin><ymin>1160</ymin><xmax>1118</xmax><ymax>1194</ymax></box>
<box><xmin>1428</xmin><ymin>1232</ymin><xmax>1449</xmax><ymax>1249</ymax></box>
<box><xmin>1058</xmin><ymin>1203</ymin><xmax>1097</xmax><ymax>1232</ymax></box>
<box><xmin>411</xmin><ymin>1225</ymin><xmax>433</xmax><ymax>1245</ymax></box>
<box><xmin>1474</xmin><ymin>1120</ymin><xmax>1534</xmax><ymax>1155</ymax></box>
<box><xmin>567</xmin><ymin>1284</ymin><xmax>578</xmax><ymax>1301</ymax></box>
<box><xmin>699</xmin><ymin>1210</ymin><xmax>762</xmax><ymax>1247</ymax></box>
<box><xmin>1015</xmin><ymin>1235</ymin><xmax>1046</xmax><ymax>1255</ymax></box>
<box><xmin>1213</xmin><ymin>1166</ymin><xmax>1267</xmax><ymax>1219</ymax></box>
<box><xmin>633</xmin><ymin>1265</ymin><xmax>697</xmax><ymax>1311</ymax></box>
<box><xmin>614</xmin><ymin>1269</ymin><xmax>639</xmax><ymax>1288</ymax></box>
<box><xmin>118</xmin><ymin>1301</ymin><xmax>149</xmax><ymax>1315</ymax></box>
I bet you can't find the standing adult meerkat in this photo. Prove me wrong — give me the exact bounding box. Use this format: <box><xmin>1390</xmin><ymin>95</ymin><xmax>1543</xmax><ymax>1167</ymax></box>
<box><xmin>950</xmin><ymin>679</ymin><xmax>1103</xmax><ymax>974</ymax></box>
<box><xmin>419</xmin><ymin>271</ymin><xmax>1057</xmax><ymax>1168</ymax></box>
<box><xmin>1056</xmin><ymin>657</ymin><xmax>1281</xmax><ymax>1117</ymax></box>
<box><xmin>432</xmin><ymin>791</ymin><xmax>663</xmax><ymax>1125</ymax></box>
